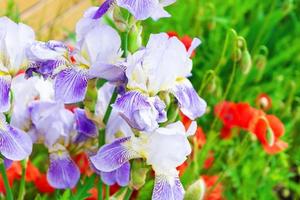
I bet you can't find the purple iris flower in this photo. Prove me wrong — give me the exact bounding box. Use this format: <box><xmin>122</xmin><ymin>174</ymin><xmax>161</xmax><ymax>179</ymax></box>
<box><xmin>0</xmin><ymin>113</ymin><xmax>33</xmax><ymax>161</ymax></box>
<box><xmin>29</xmin><ymin>101</ymin><xmax>74</xmax><ymax>147</ymax></box>
<box><xmin>112</xmin><ymin>91</ymin><xmax>167</xmax><ymax>132</ymax></box>
<box><xmin>93</xmin><ymin>0</ymin><xmax>176</xmax><ymax>21</ymax></box>
<box><xmin>90</xmin><ymin>121</ymin><xmax>195</xmax><ymax>200</ymax></box>
<box><xmin>25</xmin><ymin>41</ymin><xmax>68</xmax><ymax>79</ymax></box>
<box><xmin>47</xmin><ymin>148</ymin><xmax>80</xmax><ymax>189</ymax></box>
<box><xmin>26</xmin><ymin>23</ymin><xmax>125</xmax><ymax>104</ymax></box>
<box><xmin>74</xmin><ymin>108</ymin><xmax>97</xmax><ymax>143</ymax></box>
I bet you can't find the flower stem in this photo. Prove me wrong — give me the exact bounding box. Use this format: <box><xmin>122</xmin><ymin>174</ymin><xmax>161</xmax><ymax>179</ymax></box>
<box><xmin>17</xmin><ymin>159</ymin><xmax>27</xmax><ymax>200</ymax></box>
<box><xmin>124</xmin><ymin>188</ymin><xmax>133</xmax><ymax>200</ymax></box>
<box><xmin>0</xmin><ymin>160</ymin><xmax>13</xmax><ymax>200</ymax></box>
<box><xmin>105</xmin><ymin>185</ymin><xmax>110</xmax><ymax>200</ymax></box>
<box><xmin>98</xmin><ymin>179</ymin><xmax>103</xmax><ymax>200</ymax></box>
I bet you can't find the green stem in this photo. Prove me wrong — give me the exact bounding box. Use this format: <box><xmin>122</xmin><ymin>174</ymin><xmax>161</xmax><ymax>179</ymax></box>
<box><xmin>105</xmin><ymin>185</ymin><xmax>110</xmax><ymax>200</ymax></box>
<box><xmin>17</xmin><ymin>160</ymin><xmax>27</xmax><ymax>200</ymax></box>
<box><xmin>124</xmin><ymin>188</ymin><xmax>133</xmax><ymax>200</ymax></box>
<box><xmin>98</xmin><ymin>179</ymin><xmax>103</xmax><ymax>200</ymax></box>
<box><xmin>0</xmin><ymin>160</ymin><xmax>13</xmax><ymax>200</ymax></box>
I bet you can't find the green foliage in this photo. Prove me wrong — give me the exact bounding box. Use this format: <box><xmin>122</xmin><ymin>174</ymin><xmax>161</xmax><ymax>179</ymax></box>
<box><xmin>141</xmin><ymin>0</ymin><xmax>300</xmax><ymax>199</ymax></box>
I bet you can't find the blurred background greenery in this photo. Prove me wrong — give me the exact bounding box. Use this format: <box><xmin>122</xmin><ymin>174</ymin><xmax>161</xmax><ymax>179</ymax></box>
<box><xmin>143</xmin><ymin>0</ymin><xmax>300</xmax><ymax>199</ymax></box>
<box><xmin>1</xmin><ymin>0</ymin><xmax>300</xmax><ymax>199</ymax></box>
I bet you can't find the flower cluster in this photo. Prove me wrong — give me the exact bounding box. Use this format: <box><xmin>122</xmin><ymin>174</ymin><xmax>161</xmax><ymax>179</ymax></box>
<box><xmin>0</xmin><ymin>1</ymin><xmax>207</xmax><ymax>199</ymax></box>
<box><xmin>215</xmin><ymin>101</ymin><xmax>288</xmax><ymax>154</ymax></box>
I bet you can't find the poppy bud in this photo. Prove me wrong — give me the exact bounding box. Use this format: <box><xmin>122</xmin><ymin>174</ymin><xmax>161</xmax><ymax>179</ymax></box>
<box><xmin>130</xmin><ymin>159</ymin><xmax>149</xmax><ymax>190</ymax></box>
<box><xmin>206</xmin><ymin>75</ymin><xmax>217</xmax><ymax>93</ymax></box>
<box><xmin>240</xmin><ymin>50</ymin><xmax>252</xmax><ymax>74</ymax></box>
<box><xmin>232</xmin><ymin>48</ymin><xmax>242</xmax><ymax>62</ymax></box>
<box><xmin>254</xmin><ymin>54</ymin><xmax>267</xmax><ymax>69</ymax></box>
<box><xmin>184</xmin><ymin>179</ymin><xmax>206</xmax><ymax>200</ymax></box>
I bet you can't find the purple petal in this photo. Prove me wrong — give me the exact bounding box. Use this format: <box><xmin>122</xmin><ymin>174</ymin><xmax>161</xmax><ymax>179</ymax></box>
<box><xmin>0</xmin><ymin>115</ymin><xmax>32</xmax><ymax>160</ymax></box>
<box><xmin>0</xmin><ymin>75</ymin><xmax>11</xmax><ymax>112</ymax></box>
<box><xmin>93</xmin><ymin>0</ymin><xmax>114</xmax><ymax>19</ymax></box>
<box><xmin>88</xmin><ymin>63</ymin><xmax>126</xmax><ymax>83</ymax></box>
<box><xmin>151</xmin><ymin>97</ymin><xmax>167</xmax><ymax>123</ymax></box>
<box><xmin>116</xmin><ymin>161</ymin><xmax>130</xmax><ymax>186</ymax></box>
<box><xmin>26</xmin><ymin>60</ymin><xmax>65</xmax><ymax>79</ymax></box>
<box><xmin>100</xmin><ymin>171</ymin><xmax>117</xmax><ymax>186</ymax></box>
<box><xmin>116</xmin><ymin>0</ymin><xmax>156</xmax><ymax>20</ymax></box>
<box><xmin>152</xmin><ymin>175</ymin><xmax>184</xmax><ymax>200</ymax></box>
<box><xmin>74</xmin><ymin>108</ymin><xmax>97</xmax><ymax>143</ymax></box>
<box><xmin>47</xmin><ymin>152</ymin><xmax>80</xmax><ymax>189</ymax></box>
<box><xmin>55</xmin><ymin>68</ymin><xmax>88</xmax><ymax>104</ymax></box>
<box><xmin>113</xmin><ymin>91</ymin><xmax>165</xmax><ymax>131</ymax></box>
<box><xmin>4</xmin><ymin>158</ymin><xmax>13</xmax><ymax>169</ymax></box>
<box><xmin>90</xmin><ymin>137</ymin><xmax>139</xmax><ymax>172</ymax></box>
<box><xmin>29</xmin><ymin>101</ymin><xmax>74</xmax><ymax>146</ymax></box>
<box><xmin>170</xmin><ymin>79</ymin><xmax>207</xmax><ymax>120</ymax></box>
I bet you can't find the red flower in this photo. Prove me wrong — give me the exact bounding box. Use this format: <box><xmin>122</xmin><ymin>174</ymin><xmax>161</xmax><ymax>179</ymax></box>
<box><xmin>204</xmin><ymin>151</ymin><xmax>215</xmax><ymax>170</ymax></box>
<box><xmin>0</xmin><ymin>162</ymin><xmax>22</xmax><ymax>194</ymax></box>
<box><xmin>73</xmin><ymin>153</ymin><xmax>92</xmax><ymax>176</ymax></box>
<box><xmin>25</xmin><ymin>161</ymin><xmax>41</xmax><ymax>182</ymax></box>
<box><xmin>202</xmin><ymin>175</ymin><xmax>224</xmax><ymax>200</ymax></box>
<box><xmin>250</xmin><ymin>115</ymin><xmax>288</xmax><ymax>154</ymax></box>
<box><xmin>256</xmin><ymin>93</ymin><xmax>272</xmax><ymax>111</ymax></box>
<box><xmin>34</xmin><ymin>174</ymin><xmax>55</xmax><ymax>194</ymax></box>
<box><xmin>177</xmin><ymin>161</ymin><xmax>188</xmax><ymax>177</ymax></box>
<box><xmin>194</xmin><ymin>127</ymin><xmax>206</xmax><ymax>148</ymax></box>
<box><xmin>220</xmin><ymin>125</ymin><xmax>233</xmax><ymax>140</ymax></box>
<box><xmin>215</xmin><ymin>101</ymin><xmax>287</xmax><ymax>154</ymax></box>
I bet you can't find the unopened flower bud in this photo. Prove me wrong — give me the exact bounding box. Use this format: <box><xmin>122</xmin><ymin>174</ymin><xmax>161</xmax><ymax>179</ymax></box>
<box><xmin>240</xmin><ymin>50</ymin><xmax>252</xmax><ymax>74</ymax></box>
<box><xmin>184</xmin><ymin>178</ymin><xmax>206</xmax><ymax>200</ymax></box>
<box><xmin>113</xmin><ymin>7</ymin><xmax>128</xmax><ymax>32</ymax></box>
<box><xmin>128</xmin><ymin>23</ymin><xmax>143</xmax><ymax>53</ymax></box>
<box><xmin>254</xmin><ymin>54</ymin><xmax>267</xmax><ymax>69</ymax></box>
<box><xmin>232</xmin><ymin>48</ymin><xmax>242</xmax><ymax>62</ymax></box>
<box><xmin>130</xmin><ymin>159</ymin><xmax>149</xmax><ymax>190</ymax></box>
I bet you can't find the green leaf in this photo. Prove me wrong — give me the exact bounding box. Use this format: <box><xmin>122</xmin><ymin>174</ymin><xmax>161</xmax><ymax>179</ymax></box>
<box><xmin>72</xmin><ymin>175</ymin><xmax>96</xmax><ymax>200</ymax></box>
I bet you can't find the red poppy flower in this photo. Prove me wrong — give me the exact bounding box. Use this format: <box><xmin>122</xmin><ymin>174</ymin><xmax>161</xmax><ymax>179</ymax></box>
<box><xmin>73</xmin><ymin>153</ymin><xmax>92</xmax><ymax>176</ymax></box>
<box><xmin>195</xmin><ymin>127</ymin><xmax>206</xmax><ymax>148</ymax></box>
<box><xmin>177</xmin><ymin>161</ymin><xmax>188</xmax><ymax>177</ymax></box>
<box><xmin>251</xmin><ymin>115</ymin><xmax>287</xmax><ymax>154</ymax></box>
<box><xmin>25</xmin><ymin>161</ymin><xmax>41</xmax><ymax>182</ymax></box>
<box><xmin>256</xmin><ymin>93</ymin><xmax>272</xmax><ymax>111</ymax></box>
<box><xmin>215</xmin><ymin>101</ymin><xmax>287</xmax><ymax>154</ymax></box>
<box><xmin>215</xmin><ymin>101</ymin><xmax>240</xmax><ymax>128</ymax></box>
<box><xmin>204</xmin><ymin>151</ymin><xmax>215</xmax><ymax>170</ymax></box>
<box><xmin>202</xmin><ymin>175</ymin><xmax>224</xmax><ymax>200</ymax></box>
<box><xmin>34</xmin><ymin>174</ymin><xmax>55</xmax><ymax>194</ymax></box>
<box><xmin>0</xmin><ymin>162</ymin><xmax>22</xmax><ymax>194</ymax></box>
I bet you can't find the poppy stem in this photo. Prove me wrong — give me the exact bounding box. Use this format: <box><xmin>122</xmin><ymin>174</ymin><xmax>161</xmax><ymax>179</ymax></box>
<box><xmin>17</xmin><ymin>159</ymin><xmax>27</xmax><ymax>200</ymax></box>
<box><xmin>0</xmin><ymin>160</ymin><xmax>13</xmax><ymax>200</ymax></box>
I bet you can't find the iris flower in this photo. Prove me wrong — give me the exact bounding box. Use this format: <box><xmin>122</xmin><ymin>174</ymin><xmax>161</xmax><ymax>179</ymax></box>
<box><xmin>90</xmin><ymin>121</ymin><xmax>196</xmax><ymax>200</ymax></box>
<box><xmin>0</xmin><ymin>17</ymin><xmax>35</xmax><ymax>112</ymax></box>
<box><xmin>113</xmin><ymin>33</ymin><xmax>206</xmax><ymax>131</ymax></box>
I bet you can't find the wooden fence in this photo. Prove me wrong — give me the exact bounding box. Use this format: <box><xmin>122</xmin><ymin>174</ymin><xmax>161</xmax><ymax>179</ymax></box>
<box><xmin>0</xmin><ymin>0</ymin><xmax>103</xmax><ymax>40</ymax></box>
